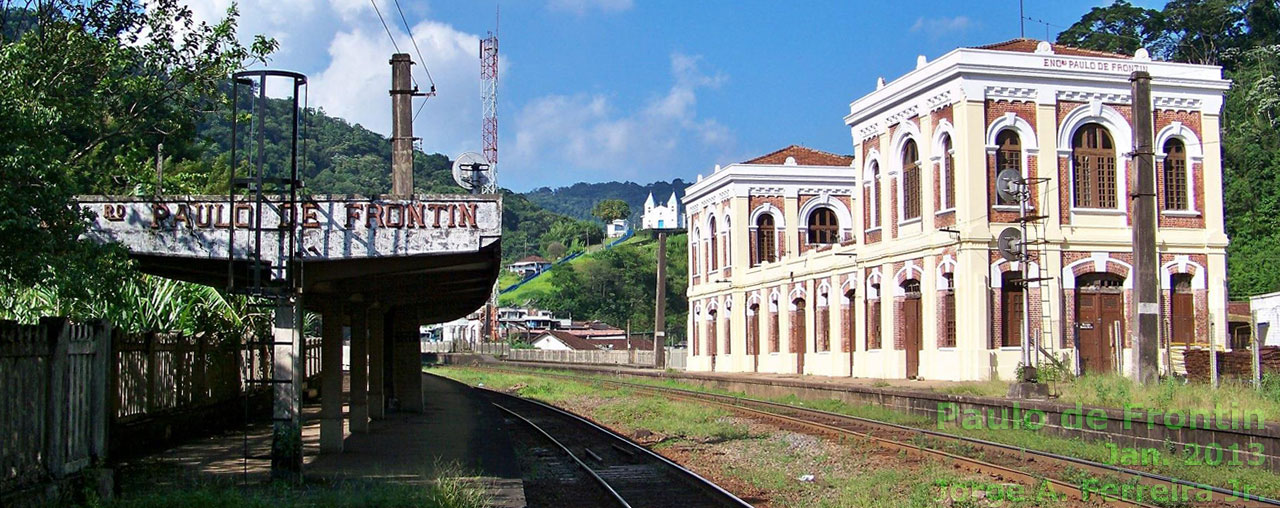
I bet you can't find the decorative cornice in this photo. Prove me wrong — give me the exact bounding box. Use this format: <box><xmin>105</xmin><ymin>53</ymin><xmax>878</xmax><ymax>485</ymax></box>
<box><xmin>926</xmin><ymin>89</ymin><xmax>953</xmax><ymax>111</ymax></box>
<box><xmin>984</xmin><ymin>85</ymin><xmax>1037</xmax><ymax>102</ymax></box>
<box><xmin>748</xmin><ymin>186</ymin><xmax>785</xmax><ymax>196</ymax></box>
<box><xmin>858</xmin><ymin>122</ymin><xmax>881</xmax><ymax>141</ymax></box>
<box><xmin>1057</xmin><ymin>90</ymin><xmax>1130</xmax><ymax>104</ymax></box>
<box><xmin>1153</xmin><ymin>96</ymin><xmax>1202</xmax><ymax>111</ymax></box>
<box><xmin>884</xmin><ymin>104</ymin><xmax>919</xmax><ymax>127</ymax></box>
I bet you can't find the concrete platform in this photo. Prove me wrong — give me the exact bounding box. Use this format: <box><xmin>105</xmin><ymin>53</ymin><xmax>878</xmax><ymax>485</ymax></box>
<box><xmin>115</xmin><ymin>373</ymin><xmax>525</xmax><ymax>507</ymax></box>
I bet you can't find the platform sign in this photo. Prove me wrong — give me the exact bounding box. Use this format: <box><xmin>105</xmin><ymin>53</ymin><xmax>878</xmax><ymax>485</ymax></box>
<box><xmin>78</xmin><ymin>195</ymin><xmax>502</xmax><ymax>261</ymax></box>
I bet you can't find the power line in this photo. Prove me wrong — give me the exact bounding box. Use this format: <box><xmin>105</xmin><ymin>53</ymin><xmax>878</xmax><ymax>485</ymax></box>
<box><xmin>369</xmin><ymin>0</ymin><xmax>406</xmax><ymax>72</ymax></box>
<box><xmin>392</xmin><ymin>0</ymin><xmax>437</xmax><ymax>92</ymax></box>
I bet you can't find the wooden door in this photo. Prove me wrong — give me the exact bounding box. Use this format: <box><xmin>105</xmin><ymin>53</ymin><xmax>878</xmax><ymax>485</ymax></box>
<box><xmin>1076</xmin><ymin>274</ymin><xmax>1125</xmax><ymax>374</ymax></box>
<box><xmin>748</xmin><ymin>306</ymin><xmax>759</xmax><ymax>372</ymax></box>
<box><xmin>1170</xmin><ymin>274</ymin><xmax>1194</xmax><ymax>346</ymax></box>
<box><xmin>903</xmin><ymin>296</ymin><xmax>922</xmax><ymax>379</ymax></box>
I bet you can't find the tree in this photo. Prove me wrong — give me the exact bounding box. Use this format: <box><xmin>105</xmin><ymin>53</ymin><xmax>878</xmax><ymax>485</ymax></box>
<box><xmin>592</xmin><ymin>199</ymin><xmax>631</xmax><ymax>223</ymax></box>
<box><xmin>1056</xmin><ymin>1</ymin><xmax>1172</xmax><ymax>59</ymax></box>
<box><xmin>546</xmin><ymin>241</ymin><xmax>567</xmax><ymax>260</ymax></box>
<box><xmin>0</xmin><ymin>1</ymin><xmax>274</xmax><ymax>300</ymax></box>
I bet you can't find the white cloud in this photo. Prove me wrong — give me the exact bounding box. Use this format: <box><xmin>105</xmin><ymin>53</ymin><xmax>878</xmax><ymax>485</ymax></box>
<box><xmin>547</xmin><ymin>0</ymin><xmax>633</xmax><ymax>15</ymax></box>
<box><xmin>310</xmin><ymin>19</ymin><xmax>485</xmax><ymax>159</ymax></box>
<box><xmin>507</xmin><ymin>52</ymin><xmax>733</xmax><ymax>189</ymax></box>
<box><xmin>910</xmin><ymin>15</ymin><xmax>973</xmax><ymax>35</ymax></box>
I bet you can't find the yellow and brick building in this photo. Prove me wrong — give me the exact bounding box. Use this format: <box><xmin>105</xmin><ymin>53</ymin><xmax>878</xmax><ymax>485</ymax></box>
<box><xmin>683</xmin><ymin>39</ymin><xmax>1230</xmax><ymax>380</ymax></box>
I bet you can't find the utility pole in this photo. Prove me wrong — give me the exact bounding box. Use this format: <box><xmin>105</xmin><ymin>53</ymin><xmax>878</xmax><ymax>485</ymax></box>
<box><xmin>390</xmin><ymin>54</ymin><xmax>415</xmax><ymax>196</ymax></box>
<box><xmin>1131</xmin><ymin>71</ymin><xmax>1159</xmax><ymax>385</ymax></box>
<box><xmin>653</xmin><ymin>231</ymin><xmax>668</xmax><ymax>369</ymax></box>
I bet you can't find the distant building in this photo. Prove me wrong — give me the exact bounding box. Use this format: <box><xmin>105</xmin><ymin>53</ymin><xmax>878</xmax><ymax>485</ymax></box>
<box><xmin>531</xmin><ymin>330</ymin><xmax>654</xmax><ymax>351</ymax></box>
<box><xmin>642</xmin><ymin>192</ymin><xmax>683</xmax><ymax>230</ymax></box>
<box><xmin>507</xmin><ymin>255</ymin><xmax>552</xmax><ymax>277</ymax></box>
<box><xmin>606</xmin><ymin>219</ymin><xmax>629</xmax><ymax>238</ymax></box>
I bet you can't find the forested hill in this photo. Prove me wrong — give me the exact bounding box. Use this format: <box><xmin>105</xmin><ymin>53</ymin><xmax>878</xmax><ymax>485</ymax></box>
<box><xmin>524</xmin><ymin>179</ymin><xmax>689</xmax><ymax>223</ymax></box>
<box><xmin>190</xmin><ymin>97</ymin><xmax>615</xmax><ymax>266</ymax></box>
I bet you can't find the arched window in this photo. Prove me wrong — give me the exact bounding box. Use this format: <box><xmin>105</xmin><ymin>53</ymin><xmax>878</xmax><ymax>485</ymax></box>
<box><xmin>902</xmin><ymin>140</ymin><xmax>921</xmax><ymax>220</ymax></box>
<box><xmin>869</xmin><ymin>162</ymin><xmax>881</xmax><ymax>229</ymax></box>
<box><xmin>1072</xmin><ymin>124</ymin><xmax>1117</xmax><ymax>209</ymax></box>
<box><xmin>995</xmin><ymin>130</ymin><xmax>1021</xmax><ymax>206</ymax></box>
<box><xmin>941</xmin><ymin>134</ymin><xmax>955</xmax><ymax>210</ymax></box>
<box><xmin>690</xmin><ymin>228</ymin><xmax>700</xmax><ymax>276</ymax></box>
<box><xmin>807</xmin><ymin>208</ymin><xmax>839</xmax><ymax>244</ymax></box>
<box><xmin>1163</xmin><ymin>138</ymin><xmax>1188</xmax><ymax>210</ymax></box>
<box><xmin>755</xmin><ymin>214</ymin><xmax>776</xmax><ymax>265</ymax></box>
<box><xmin>708</xmin><ymin>217</ymin><xmax>718</xmax><ymax>272</ymax></box>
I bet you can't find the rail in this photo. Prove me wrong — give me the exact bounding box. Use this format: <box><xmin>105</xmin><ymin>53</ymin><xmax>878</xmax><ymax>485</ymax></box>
<box><xmin>481</xmin><ymin>366</ymin><xmax>1280</xmax><ymax>508</ymax></box>
<box><xmin>439</xmin><ymin>373</ymin><xmax>751</xmax><ymax>508</ymax></box>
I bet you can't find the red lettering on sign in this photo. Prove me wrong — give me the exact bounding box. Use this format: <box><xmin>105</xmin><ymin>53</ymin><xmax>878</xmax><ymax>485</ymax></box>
<box><xmin>301</xmin><ymin>203</ymin><xmax>321</xmax><ymax>229</ymax></box>
<box><xmin>346</xmin><ymin>203</ymin><xmax>363</xmax><ymax>228</ymax></box>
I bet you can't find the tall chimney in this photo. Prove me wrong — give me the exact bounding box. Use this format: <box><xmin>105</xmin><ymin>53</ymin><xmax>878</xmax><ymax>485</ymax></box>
<box><xmin>390</xmin><ymin>53</ymin><xmax>414</xmax><ymax>196</ymax></box>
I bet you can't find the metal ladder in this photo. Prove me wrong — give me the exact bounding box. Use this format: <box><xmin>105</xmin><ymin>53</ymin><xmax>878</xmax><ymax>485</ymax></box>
<box><xmin>227</xmin><ymin>70</ymin><xmax>309</xmax><ymax>481</ymax></box>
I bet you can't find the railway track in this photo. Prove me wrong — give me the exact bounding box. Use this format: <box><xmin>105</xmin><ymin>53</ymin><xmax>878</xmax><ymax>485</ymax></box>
<box><xmin>475</xmin><ymin>365</ymin><xmax>1280</xmax><ymax>508</ymax></box>
<box><xmin>439</xmin><ymin>374</ymin><xmax>753</xmax><ymax>508</ymax></box>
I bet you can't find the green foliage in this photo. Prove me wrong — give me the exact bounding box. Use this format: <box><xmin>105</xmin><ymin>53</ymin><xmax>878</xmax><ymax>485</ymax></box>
<box><xmin>530</xmin><ymin>232</ymin><xmax>687</xmax><ymax>343</ymax></box>
<box><xmin>1056</xmin><ymin>1</ymin><xmax>1171</xmax><ymax>58</ymax></box>
<box><xmin>591</xmin><ymin>198</ymin><xmax>631</xmax><ymax>222</ymax></box>
<box><xmin>0</xmin><ymin>1</ymin><xmax>272</xmax><ymax>303</ymax></box>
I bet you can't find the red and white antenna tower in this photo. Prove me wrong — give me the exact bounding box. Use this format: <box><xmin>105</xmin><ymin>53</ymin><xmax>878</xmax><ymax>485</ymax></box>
<box><xmin>479</xmin><ymin>13</ymin><xmax>498</xmax><ymax>193</ymax></box>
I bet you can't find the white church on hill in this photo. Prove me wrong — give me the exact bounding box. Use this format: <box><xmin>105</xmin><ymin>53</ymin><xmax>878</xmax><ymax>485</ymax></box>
<box><xmin>642</xmin><ymin>192</ymin><xmax>683</xmax><ymax>230</ymax></box>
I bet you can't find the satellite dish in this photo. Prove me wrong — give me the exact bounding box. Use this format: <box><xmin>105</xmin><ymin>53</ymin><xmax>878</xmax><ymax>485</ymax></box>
<box><xmin>452</xmin><ymin>152</ymin><xmax>493</xmax><ymax>192</ymax></box>
<box><xmin>995</xmin><ymin>169</ymin><xmax>1025</xmax><ymax>204</ymax></box>
<box><xmin>997</xmin><ymin>227</ymin><xmax>1023</xmax><ymax>262</ymax></box>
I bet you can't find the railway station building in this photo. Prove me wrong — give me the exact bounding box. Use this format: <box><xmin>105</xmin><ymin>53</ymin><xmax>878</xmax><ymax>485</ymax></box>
<box><xmin>683</xmin><ymin>39</ymin><xmax>1230</xmax><ymax>381</ymax></box>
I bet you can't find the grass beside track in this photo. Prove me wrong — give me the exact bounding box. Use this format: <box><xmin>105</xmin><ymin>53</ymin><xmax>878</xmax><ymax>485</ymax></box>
<box><xmin>84</xmin><ymin>474</ymin><xmax>490</xmax><ymax>508</ymax></box>
<box><xmin>458</xmin><ymin>365</ymin><xmax>1280</xmax><ymax>503</ymax></box>
<box><xmin>433</xmin><ymin>366</ymin><xmax>1061</xmax><ymax>508</ymax></box>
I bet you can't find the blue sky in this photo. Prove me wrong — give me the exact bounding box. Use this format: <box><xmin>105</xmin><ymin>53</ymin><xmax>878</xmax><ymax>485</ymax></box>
<box><xmin>192</xmin><ymin>0</ymin><xmax>1166</xmax><ymax>192</ymax></box>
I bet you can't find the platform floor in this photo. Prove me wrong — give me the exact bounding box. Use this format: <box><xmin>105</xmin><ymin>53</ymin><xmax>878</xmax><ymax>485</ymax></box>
<box><xmin>116</xmin><ymin>373</ymin><xmax>526</xmax><ymax>507</ymax></box>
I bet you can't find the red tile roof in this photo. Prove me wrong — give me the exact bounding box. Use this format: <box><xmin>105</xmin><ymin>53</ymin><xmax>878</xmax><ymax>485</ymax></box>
<box><xmin>537</xmin><ymin>330</ymin><xmax>600</xmax><ymax>350</ymax></box>
<box><xmin>742</xmin><ymin>145</ymin><xmax>853</xmax><ymax>167</ymax></box>
<box><xmin>972</xmin><ymin>38</ymin><xmax>1132</xmax><ymax>59</ymax></box>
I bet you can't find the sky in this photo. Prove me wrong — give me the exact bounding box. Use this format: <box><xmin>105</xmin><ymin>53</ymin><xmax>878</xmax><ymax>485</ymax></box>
<box><xmin>188</xmin><ymin>0</ymin><xmax>1167</xmax><ymax>192</ymax></box>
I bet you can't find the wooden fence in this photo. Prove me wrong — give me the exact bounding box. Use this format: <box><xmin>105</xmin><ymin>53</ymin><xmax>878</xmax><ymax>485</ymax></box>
<box><xmin>0</xmin><ymin>318</ymin><xmax>111</xmax><ymax>492</ymax></box>
<box><xmin>111</xmin><ymin>331</ymin><xmax>245</xmax><ymax>423</ymax></box>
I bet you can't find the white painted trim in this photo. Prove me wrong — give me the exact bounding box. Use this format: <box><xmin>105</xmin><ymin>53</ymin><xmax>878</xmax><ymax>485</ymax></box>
<box><xmin>936</xmin><ymin>255</ymin><xmax>957</xmax><ymax>289</ymax></box>
<box><xmin>990</xmin><ymin>259</ymin><xmax>1042</xmax><ymax>288</ymax></box>
<box><xmin>1161</xmin><ymin>255</ymin><xmax>1207</xmax><ymax>290</ymax></box>
<box><xmin>892</xmin><ymin>261</ymin><xmax>924</xmax><ymax>296</ymax></box>
<box><xmin>985</xmin><ymin>111</ymin><xmax>1039</xmax><ymax>151</ymax></box>
<box><xmin>748</xmin><ymin>203</ymin><xmax>786</xmax><ymax>228</ymax></box>
<box><xmin>1061</xmin><ymin>254</ymin><xmax>1133</xmax><ymax>289</ymax></box>
<box><xmin>866</xmin><ymin>268</ymin><xmax>883</xmax><ymax>299</ymax></box>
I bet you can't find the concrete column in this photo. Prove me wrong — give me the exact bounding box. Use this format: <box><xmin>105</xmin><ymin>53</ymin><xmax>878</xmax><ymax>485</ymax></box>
<box><xmin>390</xmin><ymin>53</ymin><xmax>415</xmax><ymax>196</ymax></box>
<box><xmin>271</xmin><ymin>300</ymin><xmax>303</xmax><ymax>478</ymax></box>
<box><xmin>368</xmin><ymin>305</ymin><xmax>386</xmax><ymax>420</ymax></box>
<box><xmin>320</xmin><ymin>302</ymin><xmax>344</xmax><ymax>454</ymax></box>
<box><xmin>391</xmin><ymin>307</ymin><xmax>423</xmax><ymax>413</ymax></box>
<box><xmin>349</xmin><ymin>302</ymin><xmax>369</xmax><ymax>433</ymax></box>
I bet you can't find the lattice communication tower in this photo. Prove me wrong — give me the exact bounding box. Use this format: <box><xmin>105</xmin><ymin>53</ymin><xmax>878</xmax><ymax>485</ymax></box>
<box><xmin>480</xmin><ymin>29</ymin><xmax>498</xmax><ymax>193</ymax></box>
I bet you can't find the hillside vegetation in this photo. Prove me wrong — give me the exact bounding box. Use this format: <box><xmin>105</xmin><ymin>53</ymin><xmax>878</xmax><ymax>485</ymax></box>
<box><xmin>501</xmin><ymin>232</ymin><xmax>688</xmax><ymax>344</ymax></box>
